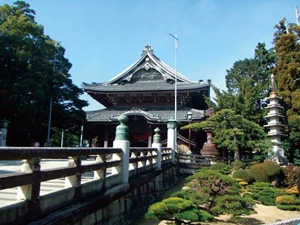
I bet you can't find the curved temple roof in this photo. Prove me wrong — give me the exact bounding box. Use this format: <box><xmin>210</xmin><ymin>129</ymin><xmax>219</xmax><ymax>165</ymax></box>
<box><xmin>82</xmin><ymin>45</ymin><xmax>210</xmax><ymax>92</ymax></box>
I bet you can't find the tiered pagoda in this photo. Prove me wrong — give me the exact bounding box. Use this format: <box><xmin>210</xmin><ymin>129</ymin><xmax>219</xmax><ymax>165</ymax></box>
<box><xmin>264</xmin><ymin>74</ymin><xmax>287</xmax><ymax>164</ymax></box>
<box><xmin>83</xmin><ymin>45</ymin><xmax>213</xmax><ymax>153</ymax></box>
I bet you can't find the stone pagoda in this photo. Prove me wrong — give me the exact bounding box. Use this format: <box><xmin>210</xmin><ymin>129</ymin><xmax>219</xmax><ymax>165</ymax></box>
<box><xmin>264</xmin><ymin>74</ymin><xmax>287</xmax><ymax>165</ymax></box>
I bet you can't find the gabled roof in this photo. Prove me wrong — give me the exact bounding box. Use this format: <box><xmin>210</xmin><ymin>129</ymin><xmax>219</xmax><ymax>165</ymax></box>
<box><xmin>82</xmin><ymin>45</ymin><xmax>210</xmax><ymax>108</ymax></box>
<box><xmin>103</xmin><ymin>45</ymin><xmax>193</xmax><ymax>85</ymax></box>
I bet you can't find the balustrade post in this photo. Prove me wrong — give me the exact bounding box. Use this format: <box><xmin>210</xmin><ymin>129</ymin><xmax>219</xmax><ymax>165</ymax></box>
<box><xmin>113</xmin><ymin>114</ymin><xmax>130</xmax><ymax>184</ymax></box>
<box><xmin>65</xmin><ymin>156</ymin><xmax>81</xmax><ymax>187</ymax></box>
<box><xmin>17</xmin><ymin>156</ymin><xmax>41</xmax><ymax>200</ymax></box>
<box><xmin>152</xmin><ymin>127</ymin><xmax>161</xmax><ymax>169</ymax></box>
<box><xmin>167</xmin><ymin>117</ymin><xmax>177</xmax><ymax>163</ymax></box>
<box><xmin>94</xmin><ymin>153</ymin><xmax>106</xmax><ymax>179</ymax></box>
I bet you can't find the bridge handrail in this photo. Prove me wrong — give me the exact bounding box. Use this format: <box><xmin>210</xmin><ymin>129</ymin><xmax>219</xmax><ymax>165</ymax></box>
<box><xmin>0</xmin><ymin>146</ymin><xmax>121</xmax><ymax>159</ymax></box>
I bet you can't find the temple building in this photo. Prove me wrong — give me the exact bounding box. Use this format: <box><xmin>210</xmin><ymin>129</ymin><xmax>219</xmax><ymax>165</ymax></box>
<box><xmin>82</xmin><ymin>45</ymin><xmax>213</xmax><ymax>153</ymax></box>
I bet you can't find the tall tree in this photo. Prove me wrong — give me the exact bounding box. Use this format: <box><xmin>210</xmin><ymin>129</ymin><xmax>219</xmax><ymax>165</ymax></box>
<box><xmin>224</xmin><ymin>43</ymin><xmax>277</xmax><ymax>124</ymax></box>
<box><xmin>0</xmin><ymin>1</ymin><xmax>88</xmax><ymax>146</ymax></box>
<box><xmin>273</xmin><ymin>20</ymin><xmax>300</xmax><ymax>164</ymax></box>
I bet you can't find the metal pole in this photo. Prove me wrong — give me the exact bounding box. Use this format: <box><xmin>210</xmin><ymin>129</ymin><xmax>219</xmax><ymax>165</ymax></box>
<box><xmin>170</xmin><ymin>34</ymin><xmax>179</xmax><ymax>154</ymax></box>
<box><xmin>79</xmin><ymin>125</ymin><xmax>83</xmax><ymax>147</ymax></box>
<box><xmin>61</xmin><ymin>129</ymin><xmax>64</xmax><ymax>148</ymax></box>
<box><xmin>169</xmin><ymin>34</ymin><xmax>178</xmax><ymax>121</ymax></box>
<box><xmin>46</xmin><ymin>96</ymin><xmax>53</xmax><ymax>146</ymax></box>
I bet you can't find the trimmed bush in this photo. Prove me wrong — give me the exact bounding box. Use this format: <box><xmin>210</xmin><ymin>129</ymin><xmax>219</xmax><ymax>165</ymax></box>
<box><xmin>233</xmin><ymin>170</ymin><xmax>254</xmax><ymax>184</ymax></box>
<box><xmin>263</xmin><ymin>161</ymin><xmax>281</xmax><ymax>176</ymax></box>
<box><xmin>231</xmin><ymin>161</ymin><xmax>246</xmax><ymax>170</ymax></box>
<box><xmin>249</xmin><ymin>164</ymin><xmax>269</xmax><ymax>182</ymax></box>
<box><xmin>251</xmin><ymin>187</ymin><xmax>277</xmax><ymax>206</ymax></box>
<box><xmin>285</xmin><ymin>186</ymin><xmax>299</xmax><ymax>195</ymax></box>
<box><xmin>276</xmin><ymin>195</ymin><xmax>295</xmax><ymax>205</ymax></box>
<box><xmin>210</xmin><ymin>162</ymin><xmax>231</xmax><ymax>175</ymax></box>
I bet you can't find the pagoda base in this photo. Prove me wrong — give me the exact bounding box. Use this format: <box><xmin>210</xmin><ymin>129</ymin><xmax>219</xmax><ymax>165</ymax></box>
<box><xmin>200</xmin><ymin>143</ymin><xmax>220</xmax><ymax>157</ymax></box>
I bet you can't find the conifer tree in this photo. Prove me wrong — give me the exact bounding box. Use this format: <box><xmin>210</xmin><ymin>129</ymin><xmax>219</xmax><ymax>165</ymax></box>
<box><xmin>0</xmin><ymin>1</ymin><xmax>88</xmax><ymax>146</ymax></box>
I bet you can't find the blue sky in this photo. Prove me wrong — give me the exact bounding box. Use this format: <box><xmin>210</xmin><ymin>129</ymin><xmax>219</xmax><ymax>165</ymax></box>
<box><xmin>1</xmin><ymin>0</ymin><xmax>299</xmax><ymax>110</ymax></box>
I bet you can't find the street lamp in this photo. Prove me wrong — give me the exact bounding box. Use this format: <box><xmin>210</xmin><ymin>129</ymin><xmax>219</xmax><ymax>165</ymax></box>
<box><xmin>187</xmin><ymin>111</ymin><xmax>193</xmax><ymax>151</ymax></box>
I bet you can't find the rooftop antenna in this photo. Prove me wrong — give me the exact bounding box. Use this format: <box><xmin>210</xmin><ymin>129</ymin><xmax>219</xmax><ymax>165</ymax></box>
<box><xmin>296</xmin><ymin>6</ymin><xmax>300</xmax><ymax>25</ymax></box>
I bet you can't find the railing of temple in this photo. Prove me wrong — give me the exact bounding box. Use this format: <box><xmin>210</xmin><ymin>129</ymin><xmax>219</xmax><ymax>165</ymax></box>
<box><xmin>0</xmin><ymin>147</ymin><xmax>122</xmax><ymax>203</ymax></box>
<box><xmin>129</xmin><ymin>147</ymin><xmax>172</xmax><ymax>177</ymax></box>
<box><xmin>0</xmin><ymin>146</ymin><xmax>173</xmax><ymax>207</ymax></box>
<box><xmin>176</xmin><ymin>153</ymin><xmax>212</xmax><ymax>169</ymax></box>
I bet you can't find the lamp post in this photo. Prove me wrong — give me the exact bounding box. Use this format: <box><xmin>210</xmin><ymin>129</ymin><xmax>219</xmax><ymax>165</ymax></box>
<box><xmin>169</xmin><ymin>33</ymin><xmax>178</xmax><ymax>122</ymax></box>
<box><xmin>170</xmin><ymin>34</ymin><xmax>179</xmax><ymax>154</ymax></box>
<box><xmin>187</xmin><ymin>111</ymin><xmax>193</xmax><ymax>151</ymax></box>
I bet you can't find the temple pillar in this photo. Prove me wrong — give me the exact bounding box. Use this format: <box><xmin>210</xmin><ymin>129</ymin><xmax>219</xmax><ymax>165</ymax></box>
<box><xmin>148</xmin><ymin>128</ymin><xmax>152</xmax><ymax>147</ymax></box>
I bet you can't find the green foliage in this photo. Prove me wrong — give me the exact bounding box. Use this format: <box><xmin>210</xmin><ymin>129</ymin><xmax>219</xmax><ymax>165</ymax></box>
<box><xmin>185</xmin><ymin>169</ymin><xmax>254</xmax><ymax>216</ymax></box>
<box><xmin>249</xmin><ymin>164</ymin><xmax>269</xmax><ymax>182</ymax></box>
<box><xmin>232</xmin><ymin>170</ymin><xmax>254</xmax><ymax>184</ymax></box>
<box><xmin>276</xmin><ymin>195</ymin><xmax>300</xmax><ymax>211</ymax></box>
<box><xmin>251</xmin><ymin>187</ymin><xmax>277</xmax><ymax>205</ymax></box>
<box><xmin>246</xmin><ymin>182</ymin><xmax>274</xmax><ymax>193</ymax></box>
<box><xmin>145</xmin><ymin>197</ymin><xmax>214</xmax><ymax>223</ymax></box>
<box><xmin>211</xmin><ymin>195</ymin><xmax>255</xmax><ymax>216</ymax></box>
<box><xmin>282</xmin><ymin>166</ymin><xmax>300</xmax><ymax>188</ymax></box>
<box><xmin>182</xmin><ymin>109</ymin><xmax>272</xmax><ymax>161</ymax></box>
<box><xmin>0</xmin><ymin>1</ymin><xmax>88</xmax><ymax>146</ymax></box>
<box><xmin>171</xmin><ymin>189</ymin><xmax>208</xmax><ymax>206</ymax></box>
<box><xmin>273</xmin><ymin>22</ymin><xmax>300</xmax><ymax>164</ymax></box>
<box><xmin>247</xmin><ymin>182</ymin><xmax>285</xmax><ymax>206</ymax></box>
<box><xmin>263</xmin><ymin>161</ymin><xmax>281</xmax><ymax>176</ymax></box>
<box><xmin>231</xmin><ymin>160</ymin><xmax>246</xmax><ymax>170</ymax></box>
<box><xmin>210</xmin><ymin>162</ymin><xmax>232</xmax><ymax>175</ymax></box>
<box><xmin>207</xmin><ymin>43</ymin><xmax>276</xmax><ymax>126</ymax></box>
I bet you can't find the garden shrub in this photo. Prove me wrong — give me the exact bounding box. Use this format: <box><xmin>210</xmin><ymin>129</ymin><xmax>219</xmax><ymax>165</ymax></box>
<box><xmin>276</xmin><ymin>195</ymin><xmax>294</xmax><ymax>205</ymax></box>
<box><xmin>249</xmin><ymin>161</ymin><xmax>259</xmax><ymax>167</ymax></box>
<box><xmin>231</xmin><ymin>160</ymin><xmax>246</xmax><ymax>170</ymax></box>
<box><xmin>185</xmin><ymin>169</ymin><xmax>254</xmax><ymax>217</ymax></box>
<box><xmin>211</xmin><ymin>195</ymin><xmax>255</xmax><ymax>216</ymax></box>
<box><xmin>282</xmin><ymin>166</ymin><xmax>300</xmax><ymax>188</ymax></box>
<box><xmin>276</xmin><ymin>195</ymin><xmax>300</xmax><ymax>211</ymax></box>
<box><xmin>250</xmin><ymin>186</ymin><xmax>277</xmax><ymax>206</ymax></box>
<box><xmin>247</xmin><ymin>182</ymin><xmax>285</xmax><ymax>206</ymax></box>
<box><xmin>285</xmin><ymin>186</ymin><xmax>299</xmax><ymax>195</ymax></box>
<box><xmin>210</xmin><ymin>162</ymin><xmax>231</xmax><ymax>175</ymax></box>
<box><xmin>249</xmin><ymin>164</ymin><xmax>269</xmax><ymax>182</ymax></box>
<box><xmin>263</xmin><ymin>160</ymin><xmax>281</xmax><ymax>176</ymax></box>
<box><xmin>233</xmin><ymin>170</ymin><xmax>253</xmax><ymax>184</ymax></box>
<box><xmin>246</xmin><ymin>182</ymin><xmax>273</xmax><ymax>193</ymax></box>
<box><xmin>145</xmin><ymin>197</ymin><xmax>214</xmax><ymax>223</ymax></box>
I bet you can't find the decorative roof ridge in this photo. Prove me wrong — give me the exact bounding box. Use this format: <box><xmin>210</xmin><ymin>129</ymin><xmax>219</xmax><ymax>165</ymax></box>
<box><xmin>102</xmin><ymin>45</ymin><xmax>194</xmax><ymax>85</ymax></box>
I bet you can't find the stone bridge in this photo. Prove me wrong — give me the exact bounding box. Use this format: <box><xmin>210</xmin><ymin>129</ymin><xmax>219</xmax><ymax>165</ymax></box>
<box><xmin>0</xmin><ymin>116</ymin><xmax>211</xmax><ymax>225</ymax></box>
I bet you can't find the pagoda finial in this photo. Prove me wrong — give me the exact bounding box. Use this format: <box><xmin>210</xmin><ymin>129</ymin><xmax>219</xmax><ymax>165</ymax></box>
<box><xmin>142</xmin><ymin>45</ymin><xmax>153</xmax><ymax>55</ymax></box>
<box><xmin>271</xmin><ymin>74</ymin><xmax>276</xmax><ymax>93</ymax></box>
